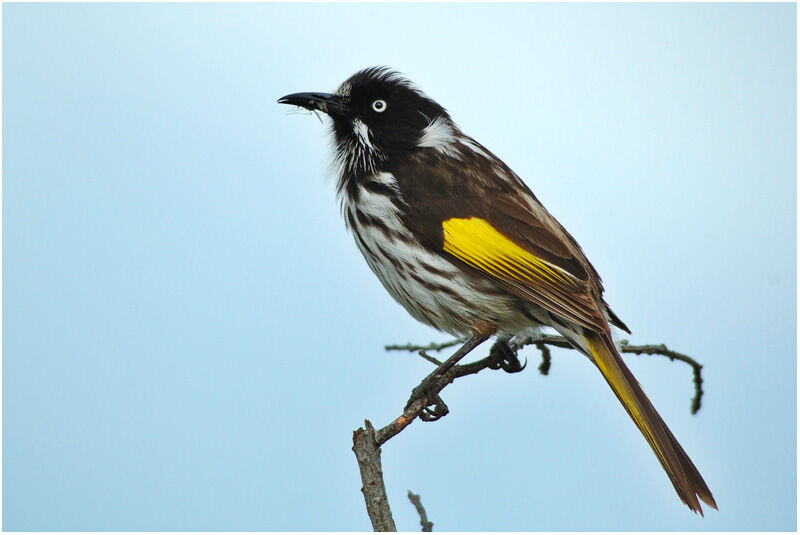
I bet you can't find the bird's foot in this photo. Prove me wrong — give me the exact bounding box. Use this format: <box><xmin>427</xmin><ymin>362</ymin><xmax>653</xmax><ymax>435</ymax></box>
<box><xmin>406</xmin><ymin>380</ymin><xmax>450</xmax><ymax>422</ymax></box>
<box><xmin>488</xmin><ymin>340</ymin><xmax>526</xmax><ymax>373</ymax></box>
<box><xmin>419</xmin><ymin>394</ymin><xmax>449</xmax><ymax>421</ymax></box>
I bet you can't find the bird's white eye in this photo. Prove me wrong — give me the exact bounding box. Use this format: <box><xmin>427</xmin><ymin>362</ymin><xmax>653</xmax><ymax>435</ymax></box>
<box><xmin>372</xmin><ymin>99</ymin><xmax>387</xmax><ymax>113</ymax></box>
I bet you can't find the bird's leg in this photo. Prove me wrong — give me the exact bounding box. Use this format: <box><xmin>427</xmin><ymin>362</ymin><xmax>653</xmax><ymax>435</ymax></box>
<box><xmin>488</xmin><ymin>339</ymin><xmax>526</xmax><ymax>373</ymax></box>
<box><xmin>406</xmin><ymin>334</ymin><xmax>489</xmax><ymax>420</ymax></box>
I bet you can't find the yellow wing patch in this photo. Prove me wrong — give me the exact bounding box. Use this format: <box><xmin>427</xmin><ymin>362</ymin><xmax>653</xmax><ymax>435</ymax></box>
<box><xmin>441</xmin><ymin>217</ymin><xmax>579</xmax><ymax>290</ymax></box>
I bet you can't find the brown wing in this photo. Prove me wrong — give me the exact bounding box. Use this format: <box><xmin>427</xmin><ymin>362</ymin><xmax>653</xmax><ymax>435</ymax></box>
<box><xmin>392</xmin><ymin>138</ymin><xmax>628</xmax><ymax>333</ymax></box>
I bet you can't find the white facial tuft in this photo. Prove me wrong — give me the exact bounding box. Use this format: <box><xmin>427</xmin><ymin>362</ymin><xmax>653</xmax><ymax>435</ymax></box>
<box><xmin>335</xmin><ymin>81</ymin><xmax>352</xmax><ymax>99</ymax></box>
<box><xmin>417</xmin><ymin>116</ymin><xmax>456</xmax><ymax>150</ymax></box>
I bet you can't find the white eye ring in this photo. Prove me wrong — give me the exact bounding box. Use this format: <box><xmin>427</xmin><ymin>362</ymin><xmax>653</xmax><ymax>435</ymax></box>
<box><xmin>372</xmin><ymin>99</ymin><xmax>387</xmax><ymax>113</ymax></box>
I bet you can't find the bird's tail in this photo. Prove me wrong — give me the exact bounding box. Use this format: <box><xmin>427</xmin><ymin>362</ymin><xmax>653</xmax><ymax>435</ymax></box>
<box><xmin>583</xmin><ymin>332</ymin><xmax>717</xmax><ymax>514</ymax></box>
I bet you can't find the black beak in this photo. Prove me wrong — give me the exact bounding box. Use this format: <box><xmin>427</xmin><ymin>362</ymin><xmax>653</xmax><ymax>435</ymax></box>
<box><xmin>277</xmin><ymin>92</ymin><xmax>350</xmax><ymax>117</ymax></box>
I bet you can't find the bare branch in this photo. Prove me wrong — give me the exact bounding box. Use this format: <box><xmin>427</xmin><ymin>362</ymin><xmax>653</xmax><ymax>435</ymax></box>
<box><xmin>407</xmin><ymin>490</ymin><xmax>434</xmax><ymax>532</ymax></box>
<box><xmin>355</xmin><ymin>334</ymin><xmax>707</xmax><ymax>531</ymax></box>
<box><xmin>386</xmin><ymin>334</ymin><xmax>706</xmax><ymax>415</ymax></box>
<box><xmin>352</xmin><ymin>421</ymin><xmax>397</xmax><ymax>532</ymax></box>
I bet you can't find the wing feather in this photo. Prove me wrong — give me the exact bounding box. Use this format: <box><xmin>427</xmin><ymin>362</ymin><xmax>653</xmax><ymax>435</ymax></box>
<box><xmin>442</xmin><ymin>216</ymin><xmax>605</xmax><ymax>330</ymax></box>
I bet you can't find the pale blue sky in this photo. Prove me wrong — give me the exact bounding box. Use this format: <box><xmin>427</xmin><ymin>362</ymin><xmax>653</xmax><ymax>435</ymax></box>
<box><xmin>3</xmin><ymin>3</ymin><xmax>796</xmax><ymax>531</ymax></box>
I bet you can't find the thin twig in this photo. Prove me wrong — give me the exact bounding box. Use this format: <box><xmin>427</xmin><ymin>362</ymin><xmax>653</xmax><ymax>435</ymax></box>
<box><xmin>417</xmin><ymin>350</ymin><xmax>443</xmax><ymax>367</ymax></box>
<box><xmin>618</xmin><ymin>340</ymin><xmax>705</xmax><ymax>415</ymax></box>
<box><xmin>385</xmin><ymin>338</ymin><xmax>468</xmax><ymax>352</ymax></box>
<box><xmin>534</xmin><ymin>341</ymin><xmax>552</xmax><ymax>375</ymax></box>
<box><xmin>407</xmin><ymin>490</ymin><xmax>433</xmax><ymax>532</ymax></box>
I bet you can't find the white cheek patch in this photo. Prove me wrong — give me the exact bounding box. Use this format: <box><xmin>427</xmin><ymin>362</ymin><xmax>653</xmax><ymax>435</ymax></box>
<box><xmin>352</xmin><ymin>118</ymin><xmax>373</xmax><ymax>149</ymax></box>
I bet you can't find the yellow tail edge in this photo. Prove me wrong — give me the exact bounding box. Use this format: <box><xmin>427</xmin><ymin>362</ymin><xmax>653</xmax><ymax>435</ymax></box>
<box><xmin>584</xmin><ymin>333</ymin><xmax>717</xmax><ymax>515</ymax></box>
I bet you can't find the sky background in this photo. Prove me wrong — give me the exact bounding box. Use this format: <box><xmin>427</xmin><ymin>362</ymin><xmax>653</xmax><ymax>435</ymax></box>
<box><xmin>3</xmin><ymin>3</ymin><xmax>796</xmax><ymax>531</ymax></box>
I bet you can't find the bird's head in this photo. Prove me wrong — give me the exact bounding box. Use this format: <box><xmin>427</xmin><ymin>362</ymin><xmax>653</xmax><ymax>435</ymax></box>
<box><xmin>279</xmin><ymin>67</ymin><xmax>452</xmax><ymax>174</ymax></box>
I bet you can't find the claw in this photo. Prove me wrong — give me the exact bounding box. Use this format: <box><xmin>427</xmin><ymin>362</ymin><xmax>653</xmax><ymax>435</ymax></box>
<box><xmin>404</xmin><ymin>334</ymin><xmax>488</xmax><ymax>423</ymax></box>
<box><xmin>501</xmin><ymin>355</ymin><xmax>526</xmax><ymax>373</ymax></box>
<box><xmin>406</xmin><ymin>381</ymin><xmax>450</xmax><ymax>422</ymax></box>
<box><xmin>489</xmin><ymin>340</ymin><xmax>526</xmax><ymax>374</ymax></box>
<box><xmin>419</xmin><ymin>395</ymin><xmax>449</xmax><ymax>421</ymax></box>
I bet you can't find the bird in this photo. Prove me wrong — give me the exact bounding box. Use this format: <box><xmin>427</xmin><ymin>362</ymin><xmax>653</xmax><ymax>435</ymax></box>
<box><xmin>278</xmin><ymin>66</ymin><xmax>716</xmax><ymax>514</ymax></box>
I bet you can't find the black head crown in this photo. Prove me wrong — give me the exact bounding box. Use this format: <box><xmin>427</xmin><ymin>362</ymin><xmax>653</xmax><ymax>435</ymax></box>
<box><xmin>278</xmin><ymin>67</ymin><xmax>451</xmax><ymax>171</ymax></box>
